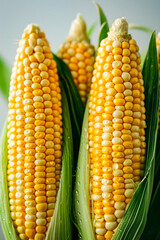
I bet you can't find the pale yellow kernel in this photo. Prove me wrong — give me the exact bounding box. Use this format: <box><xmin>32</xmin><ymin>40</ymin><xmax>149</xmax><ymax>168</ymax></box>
<box><xmin>36</xmin><ymin>212</ymin><xmax>46</xmax><ymax>219</ymax></box>
<box><xmin>124</xmin><ymin>89</ymin><xmax>132</xmax><ymax>96</ymax></box>
<box><xmin>125</xmin><ymin>183</ymin><xmax>135</xmax><ymax>189</ymax></box>
<box><xmin>25</xmin><ymin>214</ymin><xmax>36</xmax><ymax>221</ymax></box>
<box><xmin>95</xmin><ymin>228</ymin><xmax>106</xmax><ymax>235</ymax></box>
<box><xmin>125</xmin><ymin>189</ymin><xmax>135</xmax><ymax>198</ymax></box>
<box><xmin>101</xmin><ymin>185</ymin><xmax>112</xmax><ymax>192</ymax></box>
<box><xmin>104</xmin><ymin>214</ymin><xmax>116</xmax><ymax>222</ymax></box>
<box><xmin>115</xmin><ymin>210</ymin><xmax>125</xmax><ymax>218</ymax></box>
<box><xmin>92</xmin><ymin>194</ymin><xmax>102</xmax><ymax>201</ymax></box>
<box><xmin>122</xmin><ymin>72</ymin><xmax>131</xmax><ymax>81</ymax></box>
<box><xmin>112</xmin><ymin>137</ymin><xmax>122</xmax><ymax>144</ymax></box>
<box><xmin>68</xmin><ymin>48</ymin><xmax>75</xmax><ymax>55</ymax></box>
<box><xmin>34</xmin><ymin>46</ymin><xmax>43</xmax><ymax>52</ymax></box>
<box><xmin>36</xmin><ymin>219</ymin><xmax>46</xmax><ymax>226</ymax></box>
<box><xmin>112</xmin><ymin>61</ymin><xmax>122</xmax><ymax>69</ymax></box>
<box><xmin>124</xmin><ymin>159</ymin><xmax>132</xmax><ymax>165</ymax></box>
<box><xmin>102</xmin><ymin>132</ymin><xmax>112</xmax><ymax>140</ymax></box>
<box><xmin>124</xmin><ymin>82</ymin><xmax>132</xmax><ymax>89</ymax></box>
<box><xmin>113</xmin><ymin>131</ymin><xmax>121</xmax><ymax>137</ymax></box>
<box><xmin>106</xmin><ymin>45</ymin><xmax>112</xmax><ymax>52</ymax></box>
<box><xmin>112</xmin><ymin>40</ymin><xmax>121</xmax><ymax>47</ymax></box>
<box><xmin>25</xmin><ymin>46</ymin><xmax>33</xmax><ymax>55</ymax></box>
<box><xmin>35</xmin><ymin>160</ymin><xmax>46</xmax><ymax>166</ymax></box>
<box><xmin>105</xmin><ymin>222</ymin><xmax>117</xmax><ymax>231</ymax></box>
<box><xmin>113</xmin><ymin>110</ymin><xmax>124</xmax><ymax>119</ymax></box>
<box><xmin>113</xmin><ymin>169</ymin><xmax>123</xmax><ymax>177</ymax></box>
<box><xmin>102</xmin><ymin>192</ymin><xmax>112</xmax><ymax>199</ymax></box>
<box><xmin>114</xmin><ymin>202</ymin><xmax>126</xmax><ymax>210</ymax></box>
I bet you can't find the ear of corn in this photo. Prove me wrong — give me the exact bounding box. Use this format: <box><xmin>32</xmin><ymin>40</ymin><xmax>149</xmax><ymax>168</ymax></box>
<box><xmin>0</xmin><ymin>24</ymin><xmax>73</xmax><ymax>240</ymax></box>
<box><xmin>89</xmin><ymin>17</ymin><xmax>146</xmax><ymax>239</ymax></box>
<box><xmin>58</xmin><ymin>14</ymin><xmax>95</xmax><ymax>104</ymax></box>
<box><xmin>74</xmin><ymin>21</ymin><xmax>158</xmax><ymax>240</ymax></box>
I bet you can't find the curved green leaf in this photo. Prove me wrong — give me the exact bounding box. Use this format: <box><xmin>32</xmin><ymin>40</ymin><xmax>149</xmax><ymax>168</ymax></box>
<box><xmin>0</xmin><ymin>56</ymin><xmax>11</xmax><ymax>99</ymax></box>
<box><xmin>0</xmin><ymin>121</ymin><xmax>19</xmax><ymax>240</ymax></box>
<box><xmin>74</xmin><ymin>99</ymin><xmax>95</xmax><ymax>240</ymax></box>
<box><xmin>87</xmin><ymin>21</ymin><xmax>97</xmax><ymax>38</ymax></box>
<box><xmin>53</xmin><ymin>53</ymin><xmax>84</xmax><ymax>167</ymax></box>
<box><xmin>140</xmin><ymin>180</ymin><xmax>160</xmax><ymax>239</ymax></box>
<box><xmin>98</xmin><ymin>22</ymin><xmax>108</xmax><ymax>48</ymax></box>
<box><xmin>152</xmin><ymin>131</ymin><xmax>160</xmax><ymax>194</ymax></box>
<box><xmin>112</xmin><ymin>30</ymin><xmax>159</xmax><ymax>240</ymax></box>
<box><xmin>129</xmin><ymin>24</ymin><xmax>153</xmax><ymax>35</ymax></box>
<box><xmin>93</xmin><ymin>1</ymin><xmax>109</xmax><ymax>30</ymax></box>
<box><xmin>46</xmin><ymin>84</ymin><xmax>73</xmax><ymax>240</ymax></box>
<box><xmin>93</xmin><ymin>1</ymin><xmax>109</xmax><ymax>48</ymax></box>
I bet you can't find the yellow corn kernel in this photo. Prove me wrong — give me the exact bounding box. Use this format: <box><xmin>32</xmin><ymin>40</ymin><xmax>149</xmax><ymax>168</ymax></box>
<box><xmin>88</xmin><ymin>18</ymin><xmax>146</xmax><ymax>240</ymax></box>
<box><xmin>58</xmin><ymin>14</ymin><xmax>95</xmax><ymax>104</ymax></box>
<box><xmin>7</xmin><ymin>24</ymin><xmax>63</xmax><ymax>240</ymax></box>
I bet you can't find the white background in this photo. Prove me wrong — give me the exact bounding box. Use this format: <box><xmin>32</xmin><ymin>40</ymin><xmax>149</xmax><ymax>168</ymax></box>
<box><xmin>0</xmin><ymin>0</ymin><xmax>160</xmax><ymax>239</ymax></box>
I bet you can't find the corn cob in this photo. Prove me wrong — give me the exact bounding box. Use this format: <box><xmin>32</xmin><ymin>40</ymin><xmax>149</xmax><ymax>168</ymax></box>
<box><xmin>156</xmin><ymin>32</ymin><xmax>160</xmax><ymax>127</ymax></box>
<box><xmin>88</xmin><ymin>18</ymin><xmax>146</xmax><ymax>240</ymax></box>
<box><xmin>58</xmin><ymin>14</ymin><xmax>95</xmax><ymax>104</ymax></box>
<box><xmin>7</xmin><ymin>24</ymin><xmax>63</xmax><ymax>240</ymax></box>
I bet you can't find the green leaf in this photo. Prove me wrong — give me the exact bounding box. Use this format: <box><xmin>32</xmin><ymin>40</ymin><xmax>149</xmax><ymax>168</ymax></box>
<box><xmin>46</xmin><ymin>84</ymin><xmax>73</xmax><ymax>240</ymax></box>
<box><xmin>93</xmin><ymin>1</ymin><xmax>109</xmax><ymax>47</ymax></box>
<box><xmin>53</xmin><ymin>53</ymin><xmax>84</xmax><ymax>167</ymax></box>
<box><xmin>142</xmin><ymin>30</ymin><xmax>159</xmax><ymax>173</ymax></box>
<box><xmin>97</xmin><ymin>22</ymin><xmax>108</xmax><ymax>48</ymax></box>
<box><xmin>140</xmin><ymin>50</ymin><xmax>147</xmax><ymax>68</ymax></box>
<box><xmin>74</xmin><ymin>99</ymin><xmax>95</xmax><ymax>240</ymax></box>
<box><xmin>93</xmin><ymin>1</ymin><xmax>109</xmax><ymax>29</ymax></box>
<box><xmin>140</xmin><ymin>180</ymin><xmax>160</xmax><ymax>240</ymax></box>
<box><xmin>140</xmin><ymin>134</ymin><xmax>160</xmax><ymax>239</ymax></box>
<box><xmin>112</xmin><ymin>30</ymin><xmax>159</xmax><ymax>240</ymax></box>
<box><xmin>0</xmin><ymin>121</ymin><xmax>19</xmax><ymax>240</ymax></box>
<box><xmin>152</xmin><ymin>132</ymin><xmax>160</xmax><ymax>194</ymax></box>
<box><xmin>0</xmin><ymin>56</ymin><xmax>11</xmax><ymax>99</ymax></box>
<box><xmin>87</xmin><ymin>21</ymin><xmax>97</xmax><ymax>38</ymax></box>
<box><xmin>129</xmin><ymin>24</ymin><xmax>153</xmax><ymax>35</ymax></box>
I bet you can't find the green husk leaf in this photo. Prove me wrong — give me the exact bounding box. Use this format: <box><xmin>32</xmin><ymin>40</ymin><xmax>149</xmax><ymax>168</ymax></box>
<box><xmin>140</xmin><ymin>133</ymin><xmax>160</xmax><ymax>239</ymax></box>
<box><xmin>129</xmin><ymin>24</ymin><xmax>153</xmax><ymax>35</ymax></box>
<box><xmin>140</xmin><ymin>50</ymin><xmax>147</xmax><ymax>68</ymax></box>
<box><xmin>46</xmin><ymin>83</ymin><xmax>73</xmax><ymax>240</ymax></box>
<box><xmin>93</xmin><ymin>1</ymin><xmax>109</xmax><ymax>30</ymax></box>
<box><xmin>112</xmin><ymin>30</ymin><xmax>159</xmax><ymax>240</ymax></box>
<box><xmin>140</xmin><ymin>180</ymin><xmax>160</xmax><ymax>239</ymax></box>
<box><xmin>93</xmin><ymin>1</ymin><xmax>109</xmax><ymax>48</ymax></box>
<box><xmin>97</xmin><ymin>22</ymin><xmax>108</xmax><ymax>48</ymax></box>
<box><xmin>0</xmin><ymin>121</ymin><xmax>19</xmax><ymax>240</ymax></box>
<box><xmin>87</xmin><ymin>21</ymin><xmax>97</xmax><ymax>38</ymax></box>
<box><xmin>152</xmin><ymin>131</ymin><xmax>160</xmax><ymax>193</ymax></box>
<box><xmin>0</xmin><ymin>56</ymin><xmax>11</xmax><ymax>99</ymax></box>
<box><xmin>53</xmin><ymin>53</ymin><xmax>84</xmax><ymax>166</ymax></box>
<box><xmin>74</xmin><ymin>99</ymin><xmax>95</xmax><ymax>240</ymax></box>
